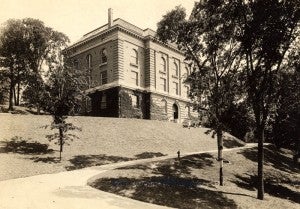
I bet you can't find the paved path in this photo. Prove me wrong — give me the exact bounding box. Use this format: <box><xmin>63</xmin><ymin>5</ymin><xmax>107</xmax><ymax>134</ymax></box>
<box><xmin>0</xmin><ymin>144</ymin><xmax>256</xmax><ymax>209</ymax></box>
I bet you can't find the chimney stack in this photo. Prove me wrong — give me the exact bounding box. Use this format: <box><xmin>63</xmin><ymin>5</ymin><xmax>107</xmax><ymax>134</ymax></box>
<box><xmin>108</xmin><ymin>8</ymin><xmax>113</xmax><ymax>27</ymax></box>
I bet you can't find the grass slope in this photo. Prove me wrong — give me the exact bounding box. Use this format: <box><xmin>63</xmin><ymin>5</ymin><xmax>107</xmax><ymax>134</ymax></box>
<box><xmin>90</xmin><ymin>145</ymin><xmax>300</xmax><ymax>209</ymax></box>
<box><xmin>0</xmin><ymin>113</ymin><xmax>242</xmax><ymax>181</ymax></box>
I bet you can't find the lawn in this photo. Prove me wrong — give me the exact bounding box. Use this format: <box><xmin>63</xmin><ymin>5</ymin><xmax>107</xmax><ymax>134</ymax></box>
<box><xmin>89</xmin><ymin>145</ymin><xmax>300</xmax><ymax>209</ymax></box>
<box><xmin>0</xmin><ymin>113</ymin><xmax>243</xmax><ymax>181</ymax></box>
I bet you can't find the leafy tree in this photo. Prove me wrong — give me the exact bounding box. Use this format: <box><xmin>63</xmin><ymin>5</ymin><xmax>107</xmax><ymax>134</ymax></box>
<box><xmin>22</xmin><ymin>18</ymin><xmax>70</xmax><ymax>114</ymax></box>
<box><xmin>0</xmin><ymin>19</ymin><xmax>28</xmax><ymax>110</ymax></box>
<box><xmin>43</xmin><ymin>57</ymin><xmax>83</xmax><ymax>160</ymax></box>
<box><xmin>157</xmin><ymin>1</ymin><xmax>242</xmax><ymax>185</ymax></box>
<box><xmin>234</xmin><ymin>0</ymin><xmax>300</xmax><ymax>199</ymax></box>
<box><xmin>271</xmin><ymin>41</ymin><xmax>300</xmax><ymax>158</ymax></box>
<box><xmin>0</xmin><ymin>18</ymin><xmax>69</xmax><ymax>112</ymax></box>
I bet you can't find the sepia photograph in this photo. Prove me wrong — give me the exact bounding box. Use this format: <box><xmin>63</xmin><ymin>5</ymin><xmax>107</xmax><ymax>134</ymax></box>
<box><xmin>0</xmin><ymin>0</ymin><xmax>299</xmax><ymax>208</ymax></box>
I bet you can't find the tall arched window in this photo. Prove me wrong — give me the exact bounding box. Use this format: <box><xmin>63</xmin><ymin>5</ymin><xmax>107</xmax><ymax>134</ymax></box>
<box><xmin>185</xmin><ymin>67</ymin><xmax>189</xmax><ymax>78</ymax></box>
<box><xmin>101</xmin><ymin>48</ymin><xmax>107</xmax><ymax>63</ymax></box>
<box><xmin>185</xmin><ymin>86</ymin><xmax>190</xmax><ymax>97</ymax></box>
<box><xmin>86</xmin><ymin>54</ymin><xmax>92</xmax><ymax>69</ymax></box>
<box><xmin>130</xmin><ymin>49</ymin><xmax>138</xmax><ymax>65</ymax></box>
<box><xmin>160</xmin><ymin>57</ymin><xmax>166</xmax><ymax>72</ymax></box>
<box><xmin>173</xmin><ymin>62</ymin><xmax>178</xmax><ymax>76</ymax></box>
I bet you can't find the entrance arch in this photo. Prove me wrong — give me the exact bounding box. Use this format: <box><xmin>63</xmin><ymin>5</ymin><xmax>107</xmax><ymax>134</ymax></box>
<box><xmin>172</xmin><ymin>103</ymin><xmax>179</xmax><ymax>122</ymax></box>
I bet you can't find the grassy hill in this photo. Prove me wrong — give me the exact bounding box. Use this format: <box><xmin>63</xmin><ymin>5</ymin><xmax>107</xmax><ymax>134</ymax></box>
<box><xmin>90</xmin><ymin>146</ymin><xmax>300</xmax><ymax>209</ymax></box>
<box><xmin>0</xmin><ymin>113</ymin><xmax>243</xmax><ymax>180</ymax></box>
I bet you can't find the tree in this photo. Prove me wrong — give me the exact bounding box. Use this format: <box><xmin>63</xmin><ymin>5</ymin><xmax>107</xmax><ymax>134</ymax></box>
<box><xmin>157</xmin><ymin>1</ymin><xmax>242</xmax><ymax>186</ymax></box>
<box><xmin>0</xmin><ymin>19</ymin><xmax>28</xmax><ymax>110</ymax></box>
<box><xmin>234</xmin><ymin>0</ymin><xmax>300</xmax><ymax>199</ymax></box>
<box><xmin>22</xmin><ymin>18</ymin><xmax>70</xmax><ymax>114</ymax></box>
<box><xmin>271</xmin><ymin>41</ymin><xmax>300</xmax><ymax>157</ymax></box>
<box><xmin>43</xmin><ymin>57</ymin><xmax>83</xmax><ymax>160</ymax></box>
<box><xmin>0</xmin><ymin>18</ymin><xmax>69</xmax><ymax>111</ymax></box>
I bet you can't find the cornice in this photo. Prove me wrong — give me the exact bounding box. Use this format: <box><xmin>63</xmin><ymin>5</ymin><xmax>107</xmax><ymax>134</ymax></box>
<box><xmin>66</xmin><ymin>24</ymin><xmax>184</xmax><ymax>56</ymax></box>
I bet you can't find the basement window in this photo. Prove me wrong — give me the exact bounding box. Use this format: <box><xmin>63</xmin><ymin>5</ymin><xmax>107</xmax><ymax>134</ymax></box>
<box><xmin>131</xmin><ymin>94</ymin><xmax>139</xmax><ymax>108</ymax></box>
<box><xmin>100</xmin><ymin>94</ymin><xmax>107</xmax><ymax>109</ymax></box>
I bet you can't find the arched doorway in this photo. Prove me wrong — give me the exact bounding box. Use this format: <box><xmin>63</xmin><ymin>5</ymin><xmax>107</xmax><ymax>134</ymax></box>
<box><xmin>172</xmin><ymin>103</ymin><xmax>179</xmax><ymax>122</ymax></box>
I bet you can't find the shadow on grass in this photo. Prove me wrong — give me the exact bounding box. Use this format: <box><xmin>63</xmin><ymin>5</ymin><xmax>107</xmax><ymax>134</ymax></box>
<box><xmin>134</xmin><ymin>152</ymin><xmax>166</xmax><ymax>159</ymax></box>
<box><xmin>117</xmin><ymin>153</ymin><xmax>214</xmax><ymax>176</ymax></box>
<box><xmin>89</xmin><ymin>152</ymin><xmax>236</xmax><ymax>209</ymax></box>
<box><xmin>0</xmin><ymin>136</ymin><xmax>53</xmax><ymax>155</ymax></box>
<box><xmin>232</xmin><ymin>174</ymin><xmax>300</xmax><ymax>204</ymax></box>
<box><xmin>90</xmin><ymin>156</ymin><xmax>236</xmax><ymax>209</ymax></box>
<box><xmin>223</xmin><ymin>137</ymin><xmax>245</xmax><ymax>148</ymax></box>
<box><xmin>29</xmin><ymin>156</ymin><xmax>61</xmax><ymax>164</ymax></box>
<box><xmin>66</xmin><ymin>155</ymin><xmax>134</xmax><ymax>171</ymax></box>
<box><xmin>203</xmin><ymin>128</ymin><xmax>244</xmax><ymax>148</ymax></box>
<box><xmin>238</xmin><ymin>146</ymin><xmax>299</xmax><ymax>173</ymax></box>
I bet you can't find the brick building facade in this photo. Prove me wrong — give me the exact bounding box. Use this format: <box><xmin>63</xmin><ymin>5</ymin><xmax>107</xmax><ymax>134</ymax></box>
<box><xmin>65</xmin><ymin>9</ymin><xmax>198</xmax><ymax>122</ymax></box>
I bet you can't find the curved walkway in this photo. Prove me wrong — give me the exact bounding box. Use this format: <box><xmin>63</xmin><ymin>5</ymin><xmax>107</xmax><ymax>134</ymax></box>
<box><xmin>0</xmin><ymin>144</ymin><xmax>256</xmax><ymax>209</ymax></box>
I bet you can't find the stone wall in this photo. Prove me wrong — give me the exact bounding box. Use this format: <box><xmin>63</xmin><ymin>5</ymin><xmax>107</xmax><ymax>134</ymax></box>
<box><xmin>150</xmin><ymin>93</ymin><xmax>197</xmax><ymax>122</ymax></box>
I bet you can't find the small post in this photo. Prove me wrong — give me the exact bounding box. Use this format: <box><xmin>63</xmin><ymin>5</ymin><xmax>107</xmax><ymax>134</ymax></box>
<box><xmin>177</xmin><ymin>150</ymin><xmax>181</xmax><ymax>161</ymax></box>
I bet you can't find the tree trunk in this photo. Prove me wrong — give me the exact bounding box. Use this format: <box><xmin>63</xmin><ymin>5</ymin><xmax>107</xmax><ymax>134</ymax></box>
<box><xmin>13</xmin><ymin>85</ymin><xmax>17</xmax><ymax>106</ymax></box>
<box><xmin>59</xmin><ymin>127</ymin><xmax>63</xmax><ymax>161</ymax></box>
<box><xmin>16</xmin><ymin>81</ymin><xmax>20</xmax><ymax>106</ymax></box>
<box><xmin>217</xmin><ymin>127</ymin><xmax>223</xmax><ymax>186</ymax></box>
<box><xmin>257</xmin><ymin>126</ymin><xmax>264</xmax><ymax>200</ymax></box>
<box><xmin>37</xmin><ymin>103</ymin><xmax>40</xmax><ymax>115</ymax></box>
<box><xmin>8</xmin><ymin>81</ymin><xmax>14</xmax><ymax>111</ymax></box>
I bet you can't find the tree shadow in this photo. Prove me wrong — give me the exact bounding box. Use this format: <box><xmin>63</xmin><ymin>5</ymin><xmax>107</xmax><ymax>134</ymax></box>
<box><xmin>0</xmin><ymin>136</ymin><xmax>53</xmax><ymax>155</ymax></box>
<box><xmin>238</xmin><ymin>146</ymin><xmax>300</xmax><ymax>173</ymax></box>
<box><xmin>66</xmin><ymin>154</ymin><xmax>134</xmax><ymax>171</ymax></box>
<box><xmin>134</xmin><ymin>152</ymin><xmax>166</xmax><ymax>159</ymax></box>
<box><xmin>117</xmin><ymin>153</ymin><xmax>214</xmax><ymax>175</ymax></box>
<box><xmin>29</xmin><ymin>156</ymin><xmax>61</xmax><ymax>164</ymax></box>
<box><xmin>90</xmin><ymin>176</ymin><xmax>236</xmax><ymax>209</ymax></box>
<box><xmin>223</xmin><ymin>137</ymin><xmax>245</xmax><ymax>148</ymax></box>
<box><xmin>89</xmin><ymin>152</ymin><xmax>234</xmax><ymax>209</ymax></box>
<box><xmin>232</xmin><ymin>174</ymin><xmax>300</xmax><ymax>204</ymax></box>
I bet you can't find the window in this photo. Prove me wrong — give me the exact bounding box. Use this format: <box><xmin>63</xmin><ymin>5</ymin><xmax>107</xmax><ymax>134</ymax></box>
<box><xmin>173</xmin><ymin>62</ymin><xmax>178</xmax><ymax>76</ymax></box>
<box><xmin>100</xmin><ymin>94</ymin><xmax>107</xmax><ymax>109</ymax></box>
<box><xmin>160</xmin><ymin>78</ymin><xmax>167</xmax><ymax>91</ymax></box>
<box><xmin>130</xmin><ymin>49</ymin><xmax>138</xmax><ymax>65</ymax></box>
<box><xmin>100</xmin><ymin>71</ymin><xmax>107</xmax><ymax>85</ymax></box>
<box><xmin>187</xmin><ymin>105</ymin><xmax>191</xmax><ymax>118</ymax></box>
<box><xmin>73</xmin><ymin>59</ymin><xmax>79</xmax><ymax>70</ymax></box>
<box><xmin>101</xmin><ymin>48</ymin><xmax>107</xmax><ymax>63</ymax></box>
<box><xmin>186</xmin><ymin>86</ymin><xmax>190</xmax><ymax>97</ymax></box>
<box><xmin>86</xmin><ymin>54</ymin><xmax>92</xmax><ymax>69</ymax></box>
<box><xmin>160</xmin><ymin>57</ymin><xmax>166</xmax><ymax>72</ymax></box>
<box><xmin>131</xmin><ymin>94</ymin><xmax>139</xmax><ymax>108</ymax></box>
<box><xmin>131</xmin><ymin>71</ymin><xmax>138</xmax><ymax>86</ymax></box>
<box><xmin>183</xmin><ymin>67</ymin><xmax>189</xmax><ymax>80</ymax></box>
<box><xmin>162</xmin><ymin>99</ymin><xmax>168</xmax><ymax>114</ymax></box>
<box><xmin>174</xmin><ymin>82</ymin><xmax>179</xmax><ymax>95</ymax></box>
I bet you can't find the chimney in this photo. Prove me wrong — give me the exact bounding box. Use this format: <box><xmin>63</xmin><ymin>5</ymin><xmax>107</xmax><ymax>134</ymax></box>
<box><xmin>108</xmin><ymin>8</ymin><xmax>113</xmax><ymax>27</ymax></box>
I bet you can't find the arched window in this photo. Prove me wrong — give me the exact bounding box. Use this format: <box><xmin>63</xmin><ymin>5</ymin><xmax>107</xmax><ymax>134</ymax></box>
<box><xmin>185</xmin><ymin>86</ymin><xmax>190</xmax><ymax>97</ymax></box>
<box><xmin>101</xmin><ymin>48</ymin><xmax>107</xmax><ymax>63</ymax></box>
<box><xmin>184</xmin><ymin>67</ymin><xmax>189</xmax><ymax>78</ymax></box>
<box><xmin>160</xmin><ymin>57</ymin><xmax>166</xmax><ymax>72</ymax></box>
<box><xmin>173</xmin><ymin>62</ymin><xmax>178</xmax><ymax>76</ymax></box>
<box><xmin>130</xmin><ymin>49</ymin><xmax>138</xmax><ymax>65</ymax></box>
<box><xmin>86</xmin><ymin>54</ymin><xmax>92</xmax><ymax>69</ymax></box>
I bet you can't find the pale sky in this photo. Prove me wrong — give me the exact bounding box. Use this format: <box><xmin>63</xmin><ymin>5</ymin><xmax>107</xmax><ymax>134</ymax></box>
<box><xmin>0</xmin><ymin>0</ymin><xmax>195</xmax><ymax>44</ymax></box>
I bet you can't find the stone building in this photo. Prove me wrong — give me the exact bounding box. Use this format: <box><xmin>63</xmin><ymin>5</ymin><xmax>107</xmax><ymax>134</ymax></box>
<box><xmin>65</xmin><ymin>9</ymin><xmax>197</xmax><ymax>122</ymax></box>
